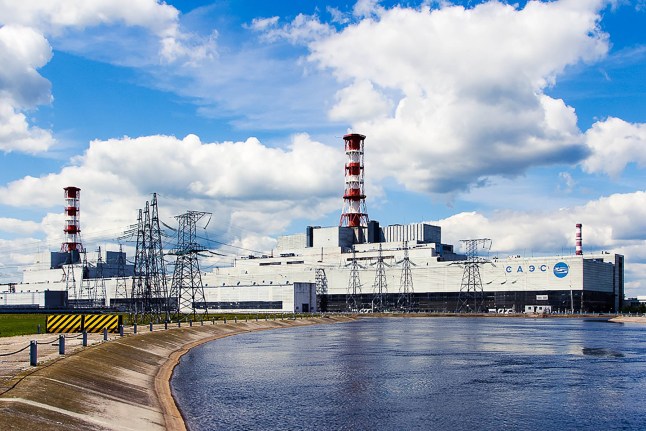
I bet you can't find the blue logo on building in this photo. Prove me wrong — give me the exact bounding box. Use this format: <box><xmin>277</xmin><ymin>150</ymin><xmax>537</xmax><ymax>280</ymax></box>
<box><xmin>553</xmin><ymin>262</ymin><xmax>569</xmax><ymax>278</ymax></box>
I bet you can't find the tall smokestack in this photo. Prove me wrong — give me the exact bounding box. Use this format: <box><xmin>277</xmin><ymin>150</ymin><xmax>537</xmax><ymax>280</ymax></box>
<box><xmin>339</xmin><ymin>133</ymin><xmax>369</xmax><ymax>228</ymax></box>
<box><xmin>61</xmin><ymin>186</ymin><xmax>83</xmax><ymax>253</ymax></box>
<box><xmin>575</xmin><ymin>223</ymin><xmax>582</xmax><ymax>256</ymax></box>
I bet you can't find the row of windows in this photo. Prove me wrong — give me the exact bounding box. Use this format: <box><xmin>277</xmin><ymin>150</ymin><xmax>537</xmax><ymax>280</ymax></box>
<box><xmin>195</xmin><ymin>301</ymin><xmax>283</xmax><ymax>310</ymax></box>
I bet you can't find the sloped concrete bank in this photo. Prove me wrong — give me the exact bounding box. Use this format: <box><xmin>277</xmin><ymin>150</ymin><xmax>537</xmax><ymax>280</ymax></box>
<box><xmin>0</xmin><ymin>316</ymin><xmax>355</xmax><ymax>430</ymax></box>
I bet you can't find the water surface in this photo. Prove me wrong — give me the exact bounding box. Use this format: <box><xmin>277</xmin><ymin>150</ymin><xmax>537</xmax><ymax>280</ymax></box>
<box><xmin>172</xmin><ymin>318</ymin><xmax>646</xmax><ymax>430</ymax></box>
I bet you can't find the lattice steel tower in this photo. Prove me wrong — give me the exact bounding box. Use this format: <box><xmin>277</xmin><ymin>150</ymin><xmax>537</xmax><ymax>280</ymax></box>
<box><xmin>397</xmin><ymin>241</ymin><xmax>415</xmax><ymax>311</ymax></box>
<box><xmin>94</xmin><ymin>246</ymin><xmax>106</xmax><ymax>306</ymax></box>
<box><xmin>79</xmin><ymin>250</ymin><xmax>94</xmax><ymax>306</ymax></box>
<box><xmin>131</xmin><ymin>207</ymin><xmax>150</xmax><ymax>315</ymax></box>
<box><xmin>371</xmin><ymin>244</ymin><xmax>389</xmax><ymax>312</ymax></box>
<box><xmin>346</xmin><ymin>247</ymin><xmax>362</xmax><ymax>312</ymax></box>
<box><xmin>169</xmin><ymin>211</ymin><xmax>210</xmax><ymax>318</ymax></box>
<box><xmin>148</xmin><ymin>193</ymin><xmax>169</xmax><ymax>319</ymax></box>
<box><xmin>64</xmin><ymin>263</ymin><xmax>77</xmax><ymax>303</ymax></box>
<box><xmin>315</xmin><ymin>268</ymin><xmax>328</xmax><ymax>312</ymax></box>
<box><xmin>114</xmin><ymin>244</ymin><xmax>129</xmax><ymax>304</ymax></box>
<box><xmin>455</xmin><ymin>238</ymin><xmax>492</xmax><ymax>313</ymax></box>
<box><xmin>131</xmin><ymin>194</ymin><xmax>170</xmax><ymax>321</ymax></box>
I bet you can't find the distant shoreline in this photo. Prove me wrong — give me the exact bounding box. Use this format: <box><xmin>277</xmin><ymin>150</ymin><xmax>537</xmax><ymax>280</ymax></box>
<box><xmin>357</xmin><ymin>312</ymin><xmax>628</xmax><ymax>319</ymax></box>
<box><xmin>608</xmin><ymin>315</ymin><xmax>646</xmax><ymax>324</ymax></box>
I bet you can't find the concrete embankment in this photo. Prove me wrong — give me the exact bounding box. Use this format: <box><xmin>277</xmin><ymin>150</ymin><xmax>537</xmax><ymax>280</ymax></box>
<box><xmin>0</xmin><ymin>316</ymin><xmax>355</xmax><ymax>430</ymax></box>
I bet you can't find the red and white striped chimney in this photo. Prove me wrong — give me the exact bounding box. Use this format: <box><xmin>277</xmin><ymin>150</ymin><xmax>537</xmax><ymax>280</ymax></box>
<box><xmin>339</xmin><ymin>133</ymin><xmax>369</xmax><ymax>228</ymax></box>
<box><xmin>575</xmin><ymin>223</ymin><xmax>582</xmax><ymax>256</ymax></box>
<box><xmin>61</xmin><ymin>186</ymin><xmax>83</xmax><ymax>253</ymax></box>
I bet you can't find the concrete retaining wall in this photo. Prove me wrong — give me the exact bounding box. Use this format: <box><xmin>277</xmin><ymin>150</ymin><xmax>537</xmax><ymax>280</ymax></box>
<box><xmin>0</xmin><ymin>316</ymin><xmax>355</xmax><ymax>430</ymax></box>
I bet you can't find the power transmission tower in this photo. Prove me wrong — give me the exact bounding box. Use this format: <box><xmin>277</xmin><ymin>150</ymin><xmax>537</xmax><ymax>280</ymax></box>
<box><xmin>64</xmin><ymin>262</ymin><xmax>77</xmax><ymax>306</ymax></box>
<box><xmin>80</xmin><ymin>250</ymin><xmax>95</xmax><ymax>307</ymax></box>
<box><xmin>371</xmin><ymin>244</ymin><xmax>389</xmax><ymax>312</ymax></box>
<box><xmin>169</xmin><ymin>211</ymin><xmax>210</xmax><ymax>319</ymax></box>
<box><xmin>455</xmin><ymin>238</ymin><xmax>492</xmax><ymax>313</ymax></box>
<box><xmin>397</xmin><ymin>241</ymin><xmax>415</xmax><ymax>311</ymax></box>
<box><xmin>315</xmin><ymin>268</ymin><xmax>328</xmax><ymax>312</ymax></box>
<box><xmin>131</xmin><ymin>207</ymin><xmax>150</xmax><ymax>316</ymax></box>
<box><xmin>346</xmin><ymin>247</ymin><xmax>362</xmax><ymax>312</ymax></box>
<box><xmin>148</xmin><ymin>193</ymin><xmax>169</xmax><ymax>320</ymax></box>
<box><xmin>130</xmin><ymin>195</ymin><xmax>171</xmax><ymax>321</ymax></box>
<box><xmin>94</xmin><ymin>246</ymin><xmax>106</xmax><ymax>307</ymax></box>
<box><xmin>114</xmin><ymin>244</ymin><xmax>129</xmax><ymax>309</ymax></box>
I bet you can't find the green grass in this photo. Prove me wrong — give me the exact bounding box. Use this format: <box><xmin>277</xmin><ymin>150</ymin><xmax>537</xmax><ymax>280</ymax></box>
<box><xmin>0</xmin><ymin>314</ymin><xmax>47</xmax><ymax>337</ymax></box>
<box><xmin>0</xmin><ymin>312</ymin><xmax>317</xmax><ymax>336</ymax></box>
<box><xmin>124</xmin><ymin>312</ymin><xmax>313</xmax><ymax>325</ymax></box>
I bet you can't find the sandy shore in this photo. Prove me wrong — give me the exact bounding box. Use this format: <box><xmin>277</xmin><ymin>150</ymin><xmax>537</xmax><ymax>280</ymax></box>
<box><xmin>0</xmin><ymin>315</ymin><xmax>355</xmax><ymax>430</ymax></box>
<box><xmin>609</xmin><ymin>315</ymin><xmax>646</xmax><ymax>324</ymax></box>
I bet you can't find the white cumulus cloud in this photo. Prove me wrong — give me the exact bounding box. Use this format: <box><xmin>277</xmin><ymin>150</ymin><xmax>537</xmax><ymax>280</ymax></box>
<box><xmin>0</xmin><ymin>0</ymin><xmax>216</xmax><ymax>154</ymax></box>
<box><xmin>0</xmin><ymin>133</ymin><xmax>344</xmax><ymax>258</ymax></box>
<box><xmin>307</xmin><ymin>1</ymin><xmax>610</xmax><ymax>193</ymax></box>
<box><xmin>0</xmin><ymin>25</ymin><xmax>55</xmax><ymax>152</ymax></box>
<box><xmin>582</xmin><ymin>117</ymin><xmax>646</xmax><ymax>177</ymax></box>
<box><xmin>435</xmin><ymin>190</ymin><xmax>646</xmax><ymax>297</ymax></box>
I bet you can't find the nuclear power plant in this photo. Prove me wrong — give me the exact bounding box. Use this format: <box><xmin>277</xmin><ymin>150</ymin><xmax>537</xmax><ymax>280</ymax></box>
<box><xmin>0</xmin><ymin>134</ymin><xmax>624</xmax><ymax>314</ymax></box>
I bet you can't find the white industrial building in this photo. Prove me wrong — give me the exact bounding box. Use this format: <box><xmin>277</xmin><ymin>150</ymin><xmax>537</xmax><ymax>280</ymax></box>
<box><xmin>0</xmin><ymin>135</ymin><xmax>625</xmax><ymax>314</ymax></box>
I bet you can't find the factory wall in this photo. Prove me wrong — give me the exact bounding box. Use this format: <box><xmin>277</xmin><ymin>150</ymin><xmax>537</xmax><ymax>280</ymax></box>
<box><xmin>382</xmin><ymin>223</ymin><xmax>441</xmax><ymax>244</ymax></box>
<box><xmin>312</xmin><ymin>227</ymin><xmax>355</xmax><ymax>249</ymax></box>
<box><xmin>277</xmin><ymin>232</ymin><xmax>307</xmax><ymax>252</ymax></box>
<box><xmin>202</xmin><ymin>282</ymin><xmax>316</xmax><ymax>313</ymax></box>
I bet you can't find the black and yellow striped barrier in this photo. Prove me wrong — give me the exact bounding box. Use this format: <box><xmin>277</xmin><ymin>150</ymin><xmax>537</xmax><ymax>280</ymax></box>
<box><xmin>47</xmin><ymin>314</ymin><xmax>122</xmax><ymax>333</ymax></box>
<box><xmin>84</xmin><ymin>314</ymin><xmax>121</xmax><ymax>333</ymax></box>
<box><xmin>46</xmin><ymin>314</ymin><xmax>82</xmax><ymax>333</ymax></box>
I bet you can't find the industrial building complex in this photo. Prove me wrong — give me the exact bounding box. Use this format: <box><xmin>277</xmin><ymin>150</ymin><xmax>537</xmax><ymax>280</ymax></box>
<box><xmin>0</xmin><ymin>134</ymin><xmax>624</xmax><ymax>315</ymax></box>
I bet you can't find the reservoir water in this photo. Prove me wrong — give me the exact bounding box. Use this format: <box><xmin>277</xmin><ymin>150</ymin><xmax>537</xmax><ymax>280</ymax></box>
<box><xmin>172</xmin><ymin>318</ymin><xmax>646</xmax><ymax>430</ymax></box>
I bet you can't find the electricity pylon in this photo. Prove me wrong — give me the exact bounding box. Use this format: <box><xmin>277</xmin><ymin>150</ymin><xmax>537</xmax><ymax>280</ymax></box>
<box><xmin>371</xmin><ymin>244</ymin><xmax>389</xmax><ymax>312</ymax></box>
<box><xmin>455</xmin><ymin>238</ymin><xmax>492</xmax><ymax>313</ymax></box>
<box><xmin>168</xmin><ymin>211</ymin><xmax>210</xmax><ymax>319</ymax></box>
<box><xmin>315</xmin><ymin>268</ymin><xmax>328</xmax><ymax>312</ymax></box>
<box><xmin>346</xmin><ymin>246</ymin><xmax>362</xmax><ymax>312</ymax></box>
<box><xmin>396</xmin><ymin>241</ymin><xmax>415</xmax><ymax>311</ymax></box>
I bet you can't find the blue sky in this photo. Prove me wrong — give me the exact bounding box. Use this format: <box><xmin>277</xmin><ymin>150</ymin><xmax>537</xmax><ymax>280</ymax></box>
<box><xmin>0</xmin><ymin>0</ymin><xmax>645</xmax><ymax>296</ymax></box>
